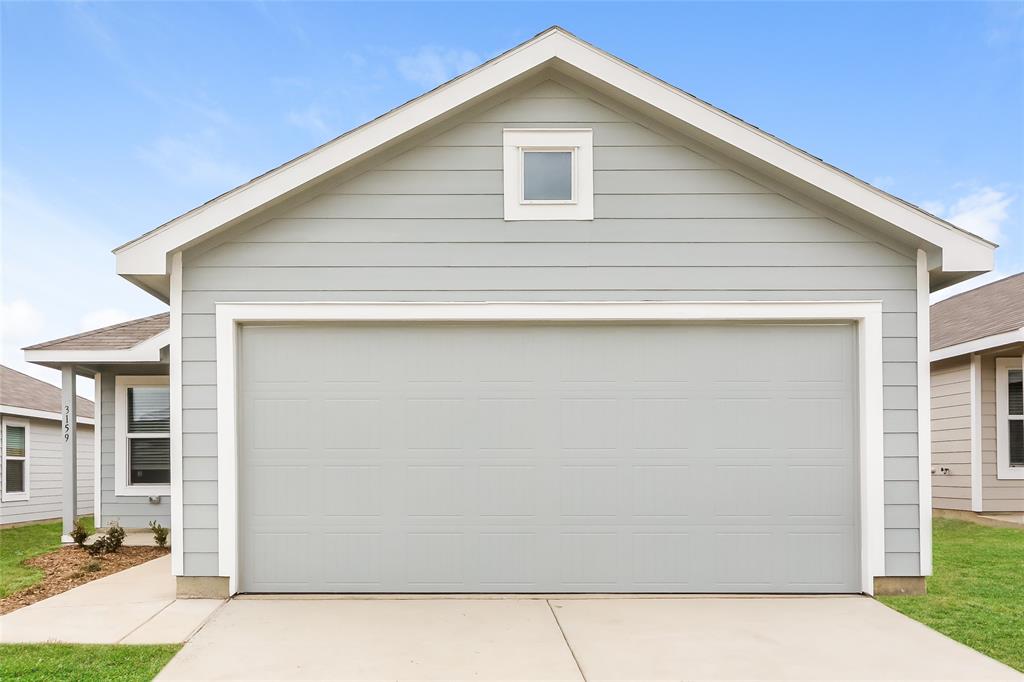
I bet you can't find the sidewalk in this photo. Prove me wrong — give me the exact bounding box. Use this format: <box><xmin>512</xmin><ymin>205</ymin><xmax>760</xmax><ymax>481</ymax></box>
<box><xmin>0</xmin><ymin>555</ymin><xmax>222</xmax><ymax>644</ymax></box>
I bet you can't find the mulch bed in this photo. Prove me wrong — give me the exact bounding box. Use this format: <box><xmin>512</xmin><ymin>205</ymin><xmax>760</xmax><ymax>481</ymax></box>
<box><xmin>0</xmin><ymin>545</ymin><xmax>169</xmax><ymax>615</ymax></box>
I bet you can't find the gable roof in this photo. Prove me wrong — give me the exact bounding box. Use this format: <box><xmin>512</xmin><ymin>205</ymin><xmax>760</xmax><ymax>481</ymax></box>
<box><xmin>0</xmin><ymin>365</ymin><xmax>95</xmax><ymax>422</ymax></box>
<box><xmin>114</xmin><ymin>26</ymin><xmax>994</xmax><ymax>300</ymax></box>
<box><xmin>931</xmin><ymin>273</ymin><xmax>1024</xmax><ymax>360</ymax></box>
<box><xmin>23</xmin><ymin>312</ymin><xmax>171</xmax><ymax>370</ymax></box>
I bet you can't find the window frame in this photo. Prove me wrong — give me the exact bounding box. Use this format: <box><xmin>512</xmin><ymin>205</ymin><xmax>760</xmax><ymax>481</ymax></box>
<box><xmin>995</xmin><ymin>357</ymin><xmax>1024</xmax><ymax>480</ymax></box>
<box><xmin>1</xmin><ymin>417</ymin><xmax>30</xmax><ymax>502</ymax></box>
<box><xmin>114</xmin><ymin>375</ymin><xmax>171</xmax><ymax>496</ymax></box>
<box><xmin>503</xmin><ymin>128</ymin><xmax>593</xmax><ymax>221</ymax></box>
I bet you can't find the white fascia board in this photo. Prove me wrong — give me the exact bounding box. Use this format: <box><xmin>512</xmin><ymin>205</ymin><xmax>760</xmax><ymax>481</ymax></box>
<box><xmin>930</xmin><ymin>328</ymin><xmax>1024</xmax><ymax>363</ymax></box>
<box><xmin>0</xmin><ymin>405</ymin><xmax>95</xmax><ymax>425</ymax></box>
<box><xmin>114</xmin><ymin>29</ymin><xmax>993</xmax><ymax>279</ymax></box>
<box><xmin>24</xmin><ymin>329</ymin><xmax>172</xmax><ymax>366</ymax></box>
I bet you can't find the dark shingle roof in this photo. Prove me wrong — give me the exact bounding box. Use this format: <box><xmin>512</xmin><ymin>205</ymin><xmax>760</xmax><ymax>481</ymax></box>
<box><xmin>0</xmin><ymin>365</ymin><xmax>95</xmax><ymax>419</ymax></box>
<box><xmin>931</xmin><ymin>273</ymin><xmax>1024</xmax><ymax>351</ymax></box>
<box><xmin>23</xmin><ymin>312</ymin><xmax>169</xmax><ymax>351</ymax></box>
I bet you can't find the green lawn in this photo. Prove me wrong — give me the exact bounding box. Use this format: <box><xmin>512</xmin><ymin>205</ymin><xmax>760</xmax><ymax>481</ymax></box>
<box><xmin>880</xmin><ymin>518</ymin><xmax>1024</xmax><ymax>672</ymax></box>
<box><xmin>0</xmin><ymin>644</ymin><xmax>181</xmax><ymax>682</ymax></box>
<box><xmin>0</xmin><ymin>516</ymin><xmax>94</xmax><ymax>598</ymax></box>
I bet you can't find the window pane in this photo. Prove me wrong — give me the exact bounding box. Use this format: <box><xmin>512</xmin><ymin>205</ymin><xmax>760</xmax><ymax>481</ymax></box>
<box><xmin>1010</xmin><ymin>420</ymin><xmax>1024</xmax><ymax>467</ymax></box>
<box><xmin>5</xmin><ymin>458</ymin><xmax>24</xmax><ymax>493</ymax></box>
<box><xmin>1009</xmin><ymin>369</ymin><xmax>1022</xmax><ymax>416</ymax></box>
<box><xmin>128</xmin><ymin>386</ymin><xmax>170</xmax><ymax>433</ymax></box>
<box><xmin>5</xmin><ymin>426</ymin><xmax>25</xmax><ymax>458</ymax></box>
<box><xmin>523</xmin><ymin>151</ymin><xmax>572</xmax><ymax>201</ymax></box>
<box><xmin>129</xmin><ymin>438</ymin><xmax>171</xmax><ymax>484</ymax></box>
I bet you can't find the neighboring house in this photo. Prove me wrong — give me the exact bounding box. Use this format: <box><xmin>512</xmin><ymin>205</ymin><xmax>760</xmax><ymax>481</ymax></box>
<box><xmin>24</xmin><ymin>314</ymin><xmax>171</xmax><ymax>532</ymax></box>
<box><xmin>25</xmin><ymin>28</ymin><xmax>995</xmax><ymax>598</ymax></box>
<box><xmin>931</xmin><ymin>273</ymin><xmax>1024</xmax><ymax>515</ymax></box>
<box><xmin>0</xmin><ymin>365</ymin><xmax>94</xmax><ymax>526</ymax></box>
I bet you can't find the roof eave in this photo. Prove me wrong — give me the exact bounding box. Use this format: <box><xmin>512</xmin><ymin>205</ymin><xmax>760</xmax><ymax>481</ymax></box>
<box><xmin>24</xmin><ymin>329</ymin><xmax>173</xmax><ymax>370</ymax></box>
<box><xmin>931</xmin><ymin>327</ymin><xmax>1024</xmax><ymax>362</ymax></box>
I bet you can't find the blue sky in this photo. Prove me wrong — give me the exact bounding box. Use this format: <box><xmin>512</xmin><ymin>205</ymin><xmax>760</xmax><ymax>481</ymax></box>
<box><xmin>2</xmin><ymin>2</ymin><xmax>1022</xmax><ymax>394</ymax></box>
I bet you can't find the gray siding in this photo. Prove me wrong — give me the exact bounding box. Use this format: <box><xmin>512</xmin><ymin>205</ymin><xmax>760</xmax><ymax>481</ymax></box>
<box><xmin>0</xmin><ymin>416</ymin><xmax>93</xmax><ymax>525</ymax></box>
<box><xmin>98</xmin><ymin>367</ymin><xmax>172</xmax><ymax>529</ymax></box>
<box><xmin>930</xmin><ymin>358</ymin><xmax>972</xmax><ymax>511</ymax></box>
<box><xmin>980</xmin><ymin>348</ymin><xmax>1024</xmax><ymax>512</ymax></box>
<box><xmin>179</xmin><ymin>77</ymin><xmax>922</xmax><ymax>577</ymax></box>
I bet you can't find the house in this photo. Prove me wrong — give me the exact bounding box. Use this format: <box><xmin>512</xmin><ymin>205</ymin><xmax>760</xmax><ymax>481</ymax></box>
<box><xmin>23</xmin><ymin>314</ymin><xmax>171</xmax><ymax>532</ymax></box>
<box><xmin>24</xmin><ymin>27</ymin><xmax>995</xmax><ymax>598</ymax></box>
<box><xmin>0</xmin><ymin>365</ymin><xmax>94</xmax><ymax>527</ymax></box>
<box><xmin>930</xmin><ymin>273</ymin><xmax>1024</xmax><ymax>516</ymax></box>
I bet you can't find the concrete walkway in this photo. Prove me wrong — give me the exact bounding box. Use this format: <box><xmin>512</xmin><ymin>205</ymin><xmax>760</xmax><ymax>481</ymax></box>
<box><xmin>157</xmin><ymin>596</ymin><xmax>1022</xmax><ymax>681</ymax></box>
<box><xmin>0</xmin><ymin>556</ymin><xmax>222</xmax><ymax>644</ymax></box>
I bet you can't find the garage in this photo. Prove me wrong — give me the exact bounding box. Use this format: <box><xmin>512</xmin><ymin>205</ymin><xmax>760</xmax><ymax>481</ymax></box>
<box><xmin>236</xmin><ymin>319</ymin><xmax>860</xmax><ymax>593</ymax></box>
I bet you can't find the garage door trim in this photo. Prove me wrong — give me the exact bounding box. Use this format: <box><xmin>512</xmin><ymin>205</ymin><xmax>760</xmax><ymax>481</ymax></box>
<box><xmin>215</xmin><ymin>301</ymin><xmax>885</xmax><ymax>595</ymax></box>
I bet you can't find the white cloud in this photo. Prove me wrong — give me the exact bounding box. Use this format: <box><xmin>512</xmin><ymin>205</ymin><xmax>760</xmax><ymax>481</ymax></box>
<box><xmin>923</xmin><ymin>187</ymin><xmax>1014</xmax><ymax>243</ymax></box>
<box><xmin>287</xmin><ymin>105</ymin><xmax>331</xmax><ymax>137</ymax></box>
<box><xmin>396</xmin><ymin>46</ymin><xmax>480</xmax><ymax>88</ymax></box>
<box><xmin>137</xmin><ymin>130</ymin><xmax>251</xmax><ymax>189</ymax></box>
<box><xmin>1</xmin><ymin>300</ymin><xmax>46</xmax><ymax>345</ymax></box>
<box><xmin>80</xmin><ymin>308</ymin><xmax>132</xmax><ymax>331</ymax></box>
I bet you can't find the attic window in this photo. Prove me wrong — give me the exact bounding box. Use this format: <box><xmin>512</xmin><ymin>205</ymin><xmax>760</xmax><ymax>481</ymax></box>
<box><xmin>504</xmin><ymin>129</ymin><xmax>593</xmax><ymax>220</ymax></box>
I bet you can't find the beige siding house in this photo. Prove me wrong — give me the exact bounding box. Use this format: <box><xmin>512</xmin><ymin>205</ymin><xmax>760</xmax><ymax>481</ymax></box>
<box><xmin>931</xmin><ymin>273</ymin><xmax>1024</xmax><ymax>515</ymax></box>
<box><xmin>0</xmin><ymin>366</ymin><xmax>94</xmax><ymax>526</ymax></box>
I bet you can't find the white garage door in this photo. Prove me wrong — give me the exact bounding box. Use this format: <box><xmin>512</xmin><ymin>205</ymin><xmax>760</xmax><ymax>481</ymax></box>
<box><xmin>238</xmin><ymin>322</ymin><xmax>859</xmax><ymax>593</ymax></box>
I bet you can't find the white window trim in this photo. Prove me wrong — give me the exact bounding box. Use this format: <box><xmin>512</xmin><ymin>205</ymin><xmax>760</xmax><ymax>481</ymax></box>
<box><xmin>215</xmin><ymin>300</ymin><xmax>885</xmax><ymax>597</ymax></box>
<box><xmin>1</xmin><ymin>417</ymin><xmax>30</xmax><ymax>502</ymax></box>
<box><xmin>503</xmin><ymin>128</ymin><xmax>593</xmax><ymax>221</ymax></box>
<box><xmin>995</xmin><ymin>357</ymin><xmax>1024</xmax><ymax>480</ymax></box>
<box><xmin>114</xmin><ymin>375</ymin><xmax>171</xmax><ymax>497</ymax></box>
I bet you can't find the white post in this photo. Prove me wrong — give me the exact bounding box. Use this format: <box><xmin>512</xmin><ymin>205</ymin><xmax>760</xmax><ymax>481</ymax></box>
<box><xmin>61</xmin><ymin>365</ymin><xmax>78</xmax><ymax>543</ymax></box>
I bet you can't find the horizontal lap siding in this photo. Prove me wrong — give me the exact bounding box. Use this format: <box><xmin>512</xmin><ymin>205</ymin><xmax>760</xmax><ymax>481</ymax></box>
<box><xmin>930</xmin><ymin>359</ymin><xmax>972</xmax><ymax>511</ymax></box>
<box><xmin>0</xmin><ymin>418</ymin><xmax>93</xmax><ymax>525</ymax></box>
<box><xmin>179</xmin><ymin>79</ymin><xmax>921</xmax><ymax>576</ymax></box>
<box><xmin>980</xmin><ymin>351</ymin><xmax>1024</xmax><ymax>511</ymax></box>
<box><xmin>99</xmin><ymin>369</ymin><xmax>172</xmax><ymax>529</ymax></box>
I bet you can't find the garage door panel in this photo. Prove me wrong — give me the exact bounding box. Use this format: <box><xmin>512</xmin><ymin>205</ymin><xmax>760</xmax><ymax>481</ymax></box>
<box><xmin>239</xmin><ymin>322</ymin><xmax>859</xmax><ymax>593</ymax></box>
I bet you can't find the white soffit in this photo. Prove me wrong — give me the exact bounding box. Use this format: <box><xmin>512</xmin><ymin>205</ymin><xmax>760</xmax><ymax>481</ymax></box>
<box><xmin>114</xmin><ymin>27</ymin><xmax>994</xmax><ymax>288</ymax></box>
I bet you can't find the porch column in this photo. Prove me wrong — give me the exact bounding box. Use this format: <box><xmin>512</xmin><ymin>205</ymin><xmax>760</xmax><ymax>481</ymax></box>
<box><xmin>61</xmin><ymin>365</ymin><xmax>78</xmax><ymax>543</ymax></box>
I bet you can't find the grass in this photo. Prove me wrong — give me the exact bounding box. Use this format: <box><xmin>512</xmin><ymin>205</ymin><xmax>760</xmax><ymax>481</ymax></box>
<box><xmin>0</xmin><ymin>644</ymin><xmax>182</xmax><ymax>682</ymax></box>
<box><xmin>0</xmin><ymin>516</ymin><xmax>94</xmax><ymax>598</ymax></box>
<box><xmin>880</xmin><ymin>518</ymin><xmax>1024</xmax><ymax>672</ymax></box>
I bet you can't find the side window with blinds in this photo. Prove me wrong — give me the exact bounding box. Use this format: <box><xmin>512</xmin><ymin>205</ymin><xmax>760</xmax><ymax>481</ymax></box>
<box><xmin>996</xmin><ymin>360</ymin><xmax>1024</xmax><ymax>480</ymax></box>
<box><xmin>115</xmin><ymin>376</ymin><xmax>171</xmax><ymax>494</ymax></box>
<box><xmin>1008</xmin><ymin>369</ymin><xmax>1023</xmax><ymax>467</ymax></box>
<box><xmin>2</xmin><ymin>420</ymin><xmax>29</xmax><ymax>500</ymax></box>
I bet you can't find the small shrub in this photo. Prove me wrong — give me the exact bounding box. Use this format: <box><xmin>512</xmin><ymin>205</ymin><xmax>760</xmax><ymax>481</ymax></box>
<box><xmin>69</xmin><ymin>519</ymin><xmax>90</xmax><ymax>547</ymax></box>
<box><xmin>149</xmin><ymin>521</ymin><xmax>169</xmax><ymax>548</ymax></box>
<box><xmin>86</xmin><ymin>522</ymin><xmax>126</xmax><ymax>556</ymax></box>
<box><xmin>84</xmin><ymin>561</ymin><xmax>102</xmax><ymax>573</ymax></box>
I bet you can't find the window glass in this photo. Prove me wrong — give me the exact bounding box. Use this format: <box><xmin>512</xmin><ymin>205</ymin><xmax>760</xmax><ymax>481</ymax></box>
<box><xmin>1011</xmin><ymin>420</ymin><xmax>1023</xmax><ymax>467</ymax></box>
<box><xmin>1009</xmin><ymin>369</ymin><xmax>1022</xmax><ymax>416</ymax></box>
<box><xmin>5</xmin><ymin>459</ymin><xmax>24</xmax><ymax>493</ymax></box>
<box><xmin>523</xmin><ymin>151</ymin><xmax>572</xmax><ymax>201</ymax></box>
<box><xmin>5</xmin><ymin>425</ymin><xmax>25</xmax><ymax>458</ymax></box>
<box><xmin>128</xmin><ymin>386</ymin><xmax>170</xmax><ymax>433</ymax></box>
<box><xmin>4</xmin><ymin>425</ymin><xmax>26</xmax><ymax>494</ymax></box>
<box><xmin>129</xmin><ymin>438</ymin><xmax>171</xmax><ymax>484</ymax></box>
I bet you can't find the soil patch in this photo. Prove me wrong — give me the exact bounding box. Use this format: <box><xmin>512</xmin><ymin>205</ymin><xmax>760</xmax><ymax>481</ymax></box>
<box><xmin>0</xmin><ymin>546</ymin><xmax>168</xmax><ymax>615</ymax></box>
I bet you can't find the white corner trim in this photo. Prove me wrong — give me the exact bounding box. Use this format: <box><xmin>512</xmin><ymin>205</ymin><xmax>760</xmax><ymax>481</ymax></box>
<box><xmin>114</xmin><ymin>29</ymin><xmax>992</xmax><ymax>279</ymax></box>
<box><xmin>215</xmin><ymin>300</ymin><xmax>886</xmax><ymax>596</ymax></box>
<box><xmin>916</xmin><ymin>251</ymin><xmax>932</xmax><ymax>576</ymax></box>
<box><xmin>502</xmin><ymin>128</ymin><xmax>593</xmax><ymax>220</ymax></box>
<box><xmin>995</xmin><ymin>357</ymin><xmax>1024</xmax><ymax>480</ymax></box>
<box><xmin>0</xmin><ymin>404</ymin><xmax>94</xmax><ymax>425</ymax></box>
<box><xmin>113</xmin><ymin>375</ymin><xmax>172</xmax><ymax>497</ymax></box>
<box><xmin>931</xmin><ymin>327</ymin><xmax>1024</xmax><ymax>363</ymax></box>
<box><xmin>970</xmin><ymin>354</ymin><xmax>983</xmax><ymax>511</ymax></box>
<box><xmin>1</xmin><ymin>416</ymin><xmax>31</xmax><ymax>502</ymax></box>
<box><xmin>93</xmin><ymin>373</ymin><xmax>103</xmax><ymax>527</ymax></box>
<box><xmin>24</xmin><ymin>329</ymin><xmax>172</xmax><ymax>365</ymax></box>
<box><xmin>170</xmin><ymin>252</ymin><xmax>184</xmax><ymax>575</ymax></box>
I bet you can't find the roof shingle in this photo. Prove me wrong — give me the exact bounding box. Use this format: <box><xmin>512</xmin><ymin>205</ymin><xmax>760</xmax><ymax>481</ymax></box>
<box><xmin>0</xmin><ymin>365</ymin><xmax>95</xmax><ymax>419</ymax></box>
<box><xmin>23</xmin><ymin>312</ymin><xmax>169</xmax><ymax>352</ymax></box>
<box><xmin>931</xmin><ymin>273</ymin><xmax>1024</xmax><ymax>351</ymax></box>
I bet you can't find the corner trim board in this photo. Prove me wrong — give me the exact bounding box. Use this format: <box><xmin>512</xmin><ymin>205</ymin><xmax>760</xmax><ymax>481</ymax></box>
<box><xmin>215</xmin><ymin>300</ymin><xmax>887</xmax><ymax>596</ymax></box>
<box><xmin>916</xmin><ymin>250</ymin><xmax>932</xmax><ymax>575</ymax></box>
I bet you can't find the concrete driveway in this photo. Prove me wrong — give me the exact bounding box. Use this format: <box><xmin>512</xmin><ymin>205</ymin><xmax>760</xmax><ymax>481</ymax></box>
<box><xmin>157</xmin><ymin>596</ymin><xmax>1021</xmax><ymax>681</ymax></box>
